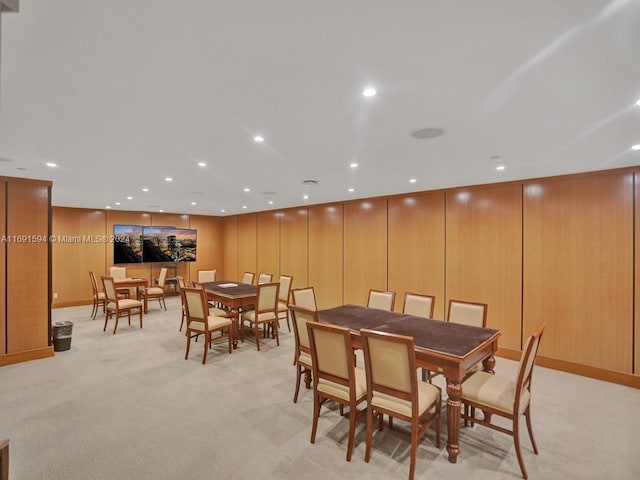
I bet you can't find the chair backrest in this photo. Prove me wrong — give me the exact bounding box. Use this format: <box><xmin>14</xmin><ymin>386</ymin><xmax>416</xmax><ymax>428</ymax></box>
<box><xmin>109</xmin><ymin>266</ymin><xmax>126</xmax><ymax>280</ymax></box>
<box><xmin>89</xmin><ymin>271</ymin><xmax>100</xmax><ymax>295</ymax></box>
<box><xmin>367</xmin><ymin>289</ymin><xmax>395</xmax><ymax>311</ymax></box>
<box><xmin>101</xmin><ymin>276</ymin><xmax>117</xmax><ymax>302</ymax></box>
<box><xmin>256</xmin><ymin>282</ymin><xmax>279</xmax><ymax>313</ymax></box>
<box><xmin>157</xmin><ymin>267</ymin><xmax>168</xmax><ymax>288</ymax></box>
<box><xmin>242</xmin><ymin>272</ymin><xmax>255</xmax><ymax>284</ymax></box>
<box><xmin>447</xmin><ymin>299</ymin><xmax>488</xmax><ymax>327</ymax></box>
<box><xmin>278</xmin><ymin>275</ymin><xmax>293</xmax><ymax>302</ymax></box>
<box><xmin>176</xmin><ymin>276</ymin><xmax>186</xmax><ymax>290</ymax></box>
<box><xmin>197</xmin><ymin>269</ymin><xmax>216</xmax><ymax>283</ymax></box>
<box><xmin>361</xmin><ymin>329</ymin><xmax>418</xmax><ymax>415</ymax></box>
<box><xmin>183</xmin><ymin>286</ymin><xmax>209</xmax><ymax>324</ymax></box>
<box><xmin>402</xmin><ymin>292</ymin><xmax>435</xmax><ymax>318</ymax></box>
<box><xmin>258</xmin><ymin>272</ymin><xmax>273</xmax><ymax>284</ymax></box>
<box><xmin>291</xmin><ymin>287</ymin><xmax>317</xmax><ymax>311</ymax></box>
<box><xmin>307</xmin><ymin>321</ymin><xmax>357</xmax><ymax>395</ymax></box>
<box><xmin>514</xmin><ymin>323</ymin><xmax>546</xmax><ymax>414</ymax></box>
<box><xmin>289</xmin><ymin>305</ymin><xmax>318</xmax><ymax>355</ymax></box>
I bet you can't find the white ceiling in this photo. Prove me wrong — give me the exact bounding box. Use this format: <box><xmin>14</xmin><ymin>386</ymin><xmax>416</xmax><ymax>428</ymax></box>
<box><xmin>1</xmin><ymin>0</ymin><xmax>639</xmax><ymax>216</ymax></box>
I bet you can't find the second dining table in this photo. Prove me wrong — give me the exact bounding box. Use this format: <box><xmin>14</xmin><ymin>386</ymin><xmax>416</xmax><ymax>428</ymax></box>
<box><xmin>316</xmin><ymin>303</ymin><xmax>501</xmax><ymax>465</ymax></box>
<box><xmin>202</xmin><ymin>280</ymin><xmax>258</xmax><ymax>349</ymax></box>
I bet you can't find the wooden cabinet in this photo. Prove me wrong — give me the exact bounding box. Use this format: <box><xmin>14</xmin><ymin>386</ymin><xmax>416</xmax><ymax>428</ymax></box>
<box><xmin>0</xmin><ymin>176</ymin><xmax>53</xmax><ymax>365</ymax></box>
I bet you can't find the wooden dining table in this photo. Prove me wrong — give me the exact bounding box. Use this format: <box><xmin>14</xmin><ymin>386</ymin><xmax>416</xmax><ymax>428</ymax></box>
<box><xmin>202</xmin><ymin>280</ymin><xmax>258</xmax><ymax>349</ymax></box>
<box><xmin>316</xmin><ymin>304</ymin><xmax>501</xmax><ymax>464</ymax></box>
<box><xmin>113</xmin><ymin>277</ymin><xmax>148</xmax><ymax>299</ymax></box>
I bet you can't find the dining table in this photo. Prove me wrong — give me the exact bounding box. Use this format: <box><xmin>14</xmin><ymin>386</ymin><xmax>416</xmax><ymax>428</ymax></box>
<box><xmin>316</xmin><ymin>304</ymin><xmax>501</xmax><ymax>464</ymax></box>
<box><xmin>113</xmin><ymin>277</ymin><xmax>148</xmax><ymax>300</ymax></box>
<box><xmin>202</xmin><ymin>280</ymin><xmax>258</xmax><ymax>349</ymax></box>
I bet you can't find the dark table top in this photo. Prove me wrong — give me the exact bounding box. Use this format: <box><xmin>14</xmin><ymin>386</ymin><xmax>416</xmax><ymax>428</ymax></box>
<box><xmin>318</xmin><ymin>304</ymin><xmax>500</xmax><ymax>358</ymax></box>
<box><xmin>202</xmin><ymin>280</ymin><xmax>257</xmax><ymax>297</ymax></box>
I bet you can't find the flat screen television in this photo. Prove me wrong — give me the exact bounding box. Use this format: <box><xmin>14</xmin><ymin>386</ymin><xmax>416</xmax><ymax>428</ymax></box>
<box><xmin>142</xmin><ymin>227</ymin><xmax>197</xmax><ymax>263</ymax></box>
<box><xmin>113</xmin><ymin>225</ymin><xmax>143</xmax><ymax>264</ymax></box>
<box><xmin>113</xmin><ymin>225</ymin><xmax>197</xmax><ymax>263</ymax></box>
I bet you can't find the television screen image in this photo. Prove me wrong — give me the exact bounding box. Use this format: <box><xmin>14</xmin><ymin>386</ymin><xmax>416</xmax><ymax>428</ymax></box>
<box><xmin>142</xmin><ymin>227</ymin><xmax>197</xmax><ymax>263</ymax></box>
<box><xmin>113</xmin><ymin>225</ymin><xmax>143</xmax><ymax>264</ymax></box>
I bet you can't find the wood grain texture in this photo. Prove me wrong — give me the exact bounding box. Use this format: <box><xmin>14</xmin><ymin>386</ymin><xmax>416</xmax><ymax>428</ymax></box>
<box><xmin>446</xmin><ymin>184</ymin><xmax>522</xmax><ymax>350</ymax></box>
<box><xmin>257</xmin><ymin>211</ymin><xmax>280</xmax><ymax>280</ymax></box>
<box><xmin>280</xmin><ymin>208</ymin><xmax>309</xmax><ymax>290</ymax></box>
<box><xmin>222</xmin><ymin>216</ymin><xmax>239</xmax><ymax>281</ymax></box>
<box><xmin>308</xmin><ymin>204</ymin><xmax>343</xmax><ymax>309</ymax></box>
<box><xmin>6</xmin><ymin>182</ymin><xmax>50</xmax><ymax>353</ymax></box>
<box><xmin>637</xmin><ymin>171</ymin><xmax>640</xmax><ymax>376</ymax></box>
<box><xmin>523</xmin><ymin>172</ymin><xmax>633</xmax><ymax>372</ymax></box>
<box><xmin>52</xmin><ymin>207</ymin><xmax>106</xmax><ymax>306</ymax></box>
<box><xmin>237</xmin><ymin>214</ymin><xmax>257</xmax><ymax>280</ymax></box>
<box><xmin>388</xmin><ymin>193</ymin><xmax>445</xmax><ymax>317</ymax></box>
<box><xmin>0</xmin><ymin>182</ymin><xmax>5</xmax><ymax>354</ymax></box>
<box><xmin>188</xmin><ymin>215</ymin><xmax>223</xmax><ymax>283</ymax></box>
<box><xmin>343</xmin><ymin>198</ymin><xmax>388</xmax><ymax>307</ymax></box>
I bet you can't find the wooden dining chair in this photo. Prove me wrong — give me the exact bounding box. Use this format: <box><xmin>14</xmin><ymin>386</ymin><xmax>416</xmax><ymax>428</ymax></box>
<box><xmin>88</xmin><ymin>271</ymin><xmax>106</xmax><ymax>320</ymax></box>
<box><xmin>257</xmin><ymin>272</ymin><xmax>273</xmax><ymax>284</ymax></box>
<box><xmin>177</xmin><ymin>276</ymin><xmax>188</xmax><ymax>332</ymax></box>
<box><xmin>140</xmin><ymin>267</ymin><xmax>168</xmax><ymax>313</ymax></box>
<box><xmin>289</xmin><ymin>305</ymin><xmax>317</xmax><ymax>403</ymax></box>
<box><xmin>242</xmin><ymin>272</ymin><xmax>255</xmax><ymax>284</ymax></box>
<box><xmin>361</xmin><ymin>328</ymin><xmax>441</xmax><ymax>480</ymax></box>
<box><xmin>183</xmin><ymin>286</ymin><xmax>232</xmax><ymax>364</ymax></box>
<box><xmin>101</xmin><ymin>276</ymin><xmax>143</xmax><ymax>334</ymax></box>
<box><xmin>197</xmin><ymin>269</ymin><xmax>216</xmax><ymax>283</ymax></box>
<box><xmin>241</xmin><ymin>282</ymin><xmax>280</xmax><ymax>351</ymax></box>
<box><xmin>460</xmin><ymin>323</ymin><xmax>546</xmax><ymax>479</ymax></box>
<box><xmin>0</xmin><ymin>437</ymin><xmax>8</xmax><ymax>480</ymax></box>
<box><xmin>306</xmin><ymin>321</ymin><xmax>367</xmax><ymax>462</ymax></box>
<box><xmin>447</xmin><ymin>299</ymin><xmax>488</xmax><ymax>327</ymax></box>
<box><xmin>367</xmin><ymin>289</ymin><xmax>395</xmax><ymax>311</ymax></box>
<box><xmin>291</xmin><ymin>286</ymin><xmax>317</xmax><ymax>311</ymax></box>
<box><xmin>277</xmin><ymin>274</ymin><xmax>294</xmax><ymax>332</ymax></box>
<box><xmin>108</xmin><ymin>266</ymin><xmax>131</xmax><ymax>298</ymax></box>
<box><xmin>402</xmin><ymin>292</ymin><xmax>435</xmax><ymax>318</ymax></box>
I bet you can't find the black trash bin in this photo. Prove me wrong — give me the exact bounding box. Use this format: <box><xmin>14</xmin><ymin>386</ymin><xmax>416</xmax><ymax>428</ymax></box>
<box><xmin>52</xmin><ymin>321</ymin><xmax>73</xmax><ymax>352</ymax></box>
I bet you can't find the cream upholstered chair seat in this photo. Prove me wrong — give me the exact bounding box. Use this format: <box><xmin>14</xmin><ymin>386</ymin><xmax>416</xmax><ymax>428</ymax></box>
<box><xmin>242</xmin><ymin>310</ymin><xmax>277</xmax><ymax>323</ymax></box>
<box><xmin>317</xmin><ymin>368</ymin><xmax>367</xmax><ymax>402</ymax></box>
<box><xmin>187</xmin><ymin>315</ymin><xmax>232</xmax><ymax>333</ymax></box>
<box><xmin>144</xmin><ymin>286</ymin><xmax>163</xmax><ymax>296</ymax></box>
<box><xmin>462</xmin><ymin>372</ymin><xmax>530</xmax><ymax>414</ymax></box>
<box><xmin>371</xmin><ymin>382</ymin><xmax>440</xmax><ymax>418</ymax></box>
<box><xmin>107</xmin><ymin>298</ymin><xmax>141</xmax><ymax>310</ymax></box>
<box><xmin>101</xmin><ymin>276</ymin><xmax>143</xmax><ymax>334</ymax></box>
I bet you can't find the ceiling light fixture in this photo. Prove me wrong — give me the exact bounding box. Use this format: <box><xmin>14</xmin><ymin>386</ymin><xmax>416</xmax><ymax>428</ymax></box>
<box><xmin>198</xmin><ymin>162</ymin><xmax>207</xmax><ymax>167</ymax></box>
<box><xmin>165</xmin><ymin>177</ymin><xmax>173</xmax><ymax>182</ymax></box>
<box><xmin>127</xmin><ymin>196</ymin><xmax>133</xmax><ymax>200</ymax></box>
<box><xmin>496</xmin><ymin>165</ymin><xmax>506</xmax><ymax>171</ymax></box>
<box><xmin>254</xmin><ymin>135</ymin><xmax>264</xmax><ymax>143</ymax></box>
<box><xmin>221</xmin><ymin>209</ymin><xmax>226</xmax><ymax>213</ymax></box>
<box><xmin>303</xmin><ymin>194</ymin><xmax>309</xmax><ymax>200</ymax></box>
<box><xmin>409</xmin><ymin>178</ymin><xmax>417</xmax><ymax>183</ymax></box>
<box><xmin>105</xmin><ymin>205</ymin><xmax>111</xmax><ymax>209</ymax></box>
<box><xmin>362</xmin><ymin>87</ymin><xmax>376</xmax><ymax>97</ymax></box>
<box><xmin>242</xmin><ymin>205</ymin><xmax>247</xmax><ymax>209</ymax></box>
<box><xmin>268</xmin><ymin>200</ymin><xmax>274</xmax><ymax>205</ymax></box>
<box><xmin>46</xmin><ymin>162</ymin><xmax>57</xmax><ymax>167</ymax></box>
<box><xmin>244</xmin><ymin>187</ymin><xmax>251</xmax><ymax>192</ymax></box>
<box><xmin>636</xmin><ymin>99</ymin><xmax>640</xmax><ymax>106</ymax></box>
<box><xmin>159</xmin><ymin>209</ymin><xmax>164</xmax><ymax>212</ymax></box>
<box><xmin>350</xmin><ymin>162</ymin><xmax>358</xmax><ymax>168</ymax></box>
<box><xmin>142</xmin><ymin>188</ymin><xmax>149</xmax><ymax>192</ymax></box>
<box><xmin>348</xmin><ymin>188</ymin><xmax>355</xmax><ymax>192</ymax></box>
<box><xmin>114</xmin><ymin>202</ymin><xmax>121</xmax><ymax>205</ymax></box>
<box><xmin>191</xmin><ymin>201</ymin><xmax>196</xmax><ymax>206</ymax></box>
<box><xmin>411</xmin><ymin>128</ymin><xmax>445</xmax><ymax>139</ymax></box>
<box><xmin>632</xmin><ymin>144</ymin><xmax>640</xmax><ymax>151</ymax></box>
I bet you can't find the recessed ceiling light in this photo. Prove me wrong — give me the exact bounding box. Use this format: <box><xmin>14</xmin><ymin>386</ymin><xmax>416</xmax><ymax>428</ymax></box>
<box><xmin>191</xmin><ymin>201</ymin><xmax>197</xmax><ymax>206</ymax></box>
<box><xmin>159</xmin><ymin>209</ymin><xmax>164</xmax><ymax>212</ymax></box>
<box><xmin>198</xmin><ymin>162</ymin><xmax>207</xmax><ymax>167</ymax></box>
<box><xmin>127</xmin><ymin>196</ymin><xmax>133</xmax><ymax>200</ymax></box>
<box><xmin>220</xmin><ymin>209</ymin><xmax>226</xmax><ymax>213</ymax></box>
<box><xmin>348</xmin><ymin>188</ymin><xmax>355</xmax><ymax>192</ymax></box>
<box><xmin>114</xmin><ymin>202</ymin><xmax>121</xmax><ymax>205</ymax></box>
<box><xmin>242</xmin><ymin>205</ymin><xmax>247</xmax><ymax>209</ymax></box>
<box><xmin>362</xmin><ymin>87</ymin><xmax>376</xmax><ymax>97</ymax></box>
<box><xmin>105</xmin><ymin>205</ymin><xmax>111</xmax><ymax>209</ymax></box>
<box><xmin>16</xmin><ymin>167</ymin><xmax>27</xmax><ymax>171</ymax></box>
<box><xmin>409</xmin><ymin>178</ymin><xmax>417</xmax><ymax>183</ymax></box>
<box><xmin>267</xmin><ymin>200</ymin><xmax>273</xmax><ymax>205</ymax></box>
<box><xmin>303</xmin><ymin>194</ymin><xmax>309</xmax><ymax>200</ymax></box>
<box><xmin>632</xmin><ymin>144</ymin><xmax>640</xmax><ymax>151</ymax></box>
<box><xmin>142</xmin><ymin>187</ymin><xmax>149</xmax><ymax>192</ymax></box>
<box><xmin>496</xmin><ymin>165</ymin><xmax>506</xmax><ymax>171</ymax></box>
<box><xmin>636</xmin><ymin>99</ymin><xmax>640</xmax><ymax>106</ymax></box>
<box><xmin>350</xmin><ymin>162</ymin><xmax>358</xmax><ymax>168</ymax></box>
<box><xmin>244</xmin><ymin>187</ymin><xmax>251</xmax><ymax>192</ymax></box>
<box><xmin>165</xmin><ymin>177</ymin><xmax>173</xmax><ymax>182</ymax></box>
<box><xmin>46</xmin><ymin>162</ymin><xmax>57</xmax><ymax>167</ymax></box>
<box><xmin>254</xmin><ymin>135</ymin><xmax>264</xmax><ymax>143</ymax></box>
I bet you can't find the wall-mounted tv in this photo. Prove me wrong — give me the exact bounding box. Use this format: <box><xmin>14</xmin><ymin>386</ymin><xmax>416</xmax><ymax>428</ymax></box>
<box><xmin>113</xmin><ymin>225</ymin><xmax>197</xmax><ymax>264</ymax></box>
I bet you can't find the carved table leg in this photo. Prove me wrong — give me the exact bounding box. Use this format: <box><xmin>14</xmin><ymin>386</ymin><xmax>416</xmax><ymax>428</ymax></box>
<box><xmin>230</xmin><ymin>308</ymin><xmax>239</xmax><ymax>349</ymax></box>
<box><xmin>446</xmin><ymin>380</ymin><xmax>462</xmax><ymax>463</ymax></box>
<box><xmin>304</xmin><ymin>368</ymin><xmax>312</xmax><ymax>389</ymax></box>
<box><xmin>482</xmin><ymin>354</ymin><xmax>496</xmax><ymax>374</ymax></box>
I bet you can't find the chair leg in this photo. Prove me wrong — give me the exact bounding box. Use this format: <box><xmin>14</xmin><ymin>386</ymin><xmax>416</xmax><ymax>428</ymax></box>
<box><xmin>525</xmin><ymin>406</ymin><xmax>539</xmax><ymax>454</ymax></box>
<box><xmin>409</xmin><ymin>419</ymin><xmax>419</xmax><ymax>480</ymax></box>
<box><xmin>202</xmin><ymin>332</ymin><xmax>209</xmax><ymax>364</ymax></box>
<box><xmin>286</xmin><ymin>311</ymin><xmax>291</xmax><ymax>332</ymax></box>
<box><xmin>91</xmin><ymin>300</ymin><xmax>98</xmax><ymax>319</ymax></box>
<box><xmin>293</xmin><ymin>364</ymin><xmax>302</xmax><ymax>403</ymax></box>
<box><xmin>227</xmin><ymin>327</ymin><xmax>232</xmax><ymax>353</ymax></box>
<box><xmin>273</xmin><ymin>320</ymin><xmax>280</xmax><ymax>346</ymax></box>
<box><xmin>113</xmin><ymin>314</ymin><xmax>119</xmax><ymax>334</ymax></box>
<box><xmin>364</xmin><ymin>407</ymin><xmax>374</xmax><ymax>463</ymax></box>
<box><xmin>185</xmin><ymin>331</ymin><xmax>192</xmax><ymax>359</ymax></box>
<box><xmin>513</xmin><ymin>416</ymin><xmax>529</xmax><ymax>479</ymax></box>
<box><xmin>254</xmin><ymin>322</ymin><xmax>261</xmax><ymax>351</ymax></box>
<box><xmin>139</xmin><ymin>307</ymin><xmax>143</xmax><ymax>328</ymax></box>
<box><xmin>103</xmin><ymin>312</ymin><xmax>110</xmax><ymax>332</ymax></box>
<box><xmin>310</xmin><ymin>394</ymin><xmax>321</xmax><ymax>444</ymax></box>
<box><xmin>346</xmin><ymin>402</ymin><xmax>356</xmax><ymax>461</ymax></box>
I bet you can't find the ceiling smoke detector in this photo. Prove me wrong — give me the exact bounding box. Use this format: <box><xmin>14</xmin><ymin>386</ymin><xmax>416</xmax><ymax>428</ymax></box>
<box><xmin>302</xmin><ymin>180</ymin><xmax>318</xmax><ymax>187</ymax></box>
<box><xmin>411</xmin><ymin>128</ymin><xmax>445</xmax><ymax>139</ymax></box>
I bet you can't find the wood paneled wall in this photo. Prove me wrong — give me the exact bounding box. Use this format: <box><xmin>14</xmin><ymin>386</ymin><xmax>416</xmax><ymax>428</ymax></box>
<box><xmin>257</xmin><ymin>212</ymin><xmax>280</xmax><ymax>280</ymax></box>
<box><xmin>388</xmin><ymin>193</ymin><xmax>445</xmax><ymax>318</ymax></box>
<box><xmin>309</xmin><ymin>205</ymin><xmax>344</xmax><ymax>309</ymax></box>
<box><xmin>0</xmin><ymin>182</ymin><xmax>5</xmax><ymax>355</ymax></box>
<box><xmin>237</xmin><ymin>214</ymin><xmax>257</xmax><ymax>279</ymax></box>
<box><xmin>280</xmin><ymin>208</ymin><xmax>309</xmax><ymax>290</ymax></box>
<box><xmin>222</xmin><ymin>216</ymin><xmax>239</xmax><ymax>281</ymax></box>
<box><xmin>446</xmin><ymin>184</ymin><xmax>523</xmax><ymax>350</ymax></box>
<box><xmin>51</xmin><ymin>207</ymin><xmax>221</xmax><ymax>306</ymax></box>
<box><xmin>524</xmin><ymin>172</ymin><xmax>633</xmax><ymax>373</ymax></box>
